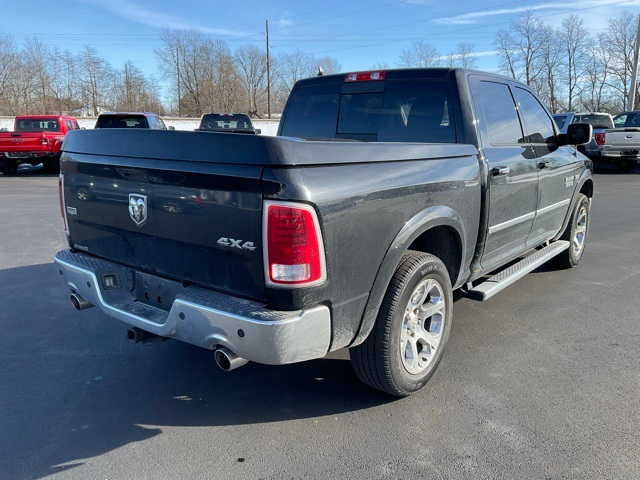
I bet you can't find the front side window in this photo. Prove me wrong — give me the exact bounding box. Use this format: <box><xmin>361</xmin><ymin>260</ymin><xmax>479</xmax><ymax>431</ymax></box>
<box><xmin>513</xmin><ymin>87</ymin><xmax>555</xmax><ymax>143</ymax></box>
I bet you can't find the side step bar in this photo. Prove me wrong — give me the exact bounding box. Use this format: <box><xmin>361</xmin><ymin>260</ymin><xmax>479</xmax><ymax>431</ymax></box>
<box><xmin>467</xmin><ymin>241</ymin><xmax>570</xmax><ymax>301</ymax></box>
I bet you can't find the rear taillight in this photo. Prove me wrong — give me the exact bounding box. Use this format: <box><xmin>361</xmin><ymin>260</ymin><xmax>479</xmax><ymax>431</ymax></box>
<box><xmin>345</xmin><ymin>70</ymin><xmax>386</xmax><ymax>82</ymax></box>
<box><xmin>59</xmin><ymin>174</ymin><xmax>68</xmax><ymax>233</ymax></box>
<box><xmin>595</xmin><ymin>132</ymin><xmax>605</xmax><ymax>145</ymax></box>
<box><xmin>264</xmin><ymin>201</ymin><xmax>326</xmax><ymax>287</ymax></box>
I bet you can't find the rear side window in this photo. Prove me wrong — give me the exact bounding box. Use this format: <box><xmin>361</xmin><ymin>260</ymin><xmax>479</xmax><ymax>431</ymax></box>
<box><xmin>280</xmin><ymin>80</ymin><xmax>456</xmax><ymax>143</ymax></box>
<box><xmin>65</xmin><ymin>120</ymin><xmax>73</xmax><ymax>130</ymax></box>
<box><xmin>470</xmin><ymin>80</ymin><xmax>523</xmax><ymax>145</ymax></box>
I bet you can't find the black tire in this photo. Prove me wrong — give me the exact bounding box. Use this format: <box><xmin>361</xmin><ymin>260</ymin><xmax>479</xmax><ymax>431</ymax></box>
<box><xmin>350</xmin><ymin>251</ymin><xmax>453</xmax><ymax>397</ymax></box>
<box><xmin>554</xmin><ymin>193</ymin><xmax>590</xmax><ymax>269</ymax></box>
<box><xmin>0</xmin><ymin>159</ymin><xmax>18</xmax><ymax>176</ymax></box>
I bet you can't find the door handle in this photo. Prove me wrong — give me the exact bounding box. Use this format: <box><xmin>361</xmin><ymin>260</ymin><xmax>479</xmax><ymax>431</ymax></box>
<box><xmin>491</xmin><ymin>166</ymin><xmax>510</xmax><ymax>176</ymax></box>
<box><xmin>538</xmin><ymin>161</ymin><xmax>552</xmax><ymax>169</ymax></box>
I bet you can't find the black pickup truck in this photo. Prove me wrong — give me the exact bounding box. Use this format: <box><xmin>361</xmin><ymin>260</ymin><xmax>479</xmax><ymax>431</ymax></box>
<box><xmin>54</xmin><ymin>68</ymin><xmax>593</xmax><ymax>396</ymax></box>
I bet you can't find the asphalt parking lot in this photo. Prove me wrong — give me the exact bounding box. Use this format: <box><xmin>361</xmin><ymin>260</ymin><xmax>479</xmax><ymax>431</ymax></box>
<box><xmin>1</xmin><ymin>164</ymin><xmax>639</xmax><ymax>480</ymax></box>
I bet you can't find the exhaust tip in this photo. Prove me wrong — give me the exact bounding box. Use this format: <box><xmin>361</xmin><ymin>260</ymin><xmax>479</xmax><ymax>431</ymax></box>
<box><xmin>214</xmin><ymin>347</ymin><xmax>249</xmax><ymax>371</ymax></box>
<box><xmin>70</xmin><ymin>293</ymin><xmax>93</xmax><ymax>310</ymax></box>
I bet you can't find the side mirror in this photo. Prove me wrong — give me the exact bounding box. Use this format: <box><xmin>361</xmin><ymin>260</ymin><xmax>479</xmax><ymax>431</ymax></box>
<box><xmin>559</xmin><ymin>123</ymin><xmax>592</xmax><ymax>146</ymax></box>
<box><xmin>168</xmin><ymin>126</ymin><xmax>175</xmax><ymax>130</ymax></box>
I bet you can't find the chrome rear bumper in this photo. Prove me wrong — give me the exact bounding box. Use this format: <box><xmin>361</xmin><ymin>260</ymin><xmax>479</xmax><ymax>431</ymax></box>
<box><xmin>54</xmin><ymin>250</ymin><xmax>331</xmax><ymax>365</ymax></box>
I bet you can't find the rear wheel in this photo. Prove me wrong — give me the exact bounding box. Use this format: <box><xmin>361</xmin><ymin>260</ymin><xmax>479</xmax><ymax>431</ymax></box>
<box><xmin>350</xmin><ymin>251</ymin><xmax>453</xmax><ymax>397</ymax></box>
<box><xmin>554</xmin><ymin>193</ymin><xmax>589</xmax><ymax>269</ymax></box>
<box><xmin>0</xmin><ymin>159</ymin><xmax>18</xmax><ymax>176</ymax></box>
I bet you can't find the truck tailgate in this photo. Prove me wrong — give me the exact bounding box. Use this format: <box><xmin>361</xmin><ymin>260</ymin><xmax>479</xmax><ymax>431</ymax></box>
<box><xmin>0</xmin><ymin>132</ymin><xmax>49</xmax><ymax>154</ymax></box>
<box><xmin>604</xmin><ymin>128</ymin><xmax>640</xmax><ymax>149</ymax></box>
<box><xmin>61</xmin><ymin>152</ymin><xmax>266</xmax><ymax>301</ymax></box>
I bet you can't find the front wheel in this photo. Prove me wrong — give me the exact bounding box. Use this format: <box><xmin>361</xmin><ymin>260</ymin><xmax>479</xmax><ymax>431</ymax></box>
<box><xmin>554</xmin><ymin>193</ymin><xmax>590</xmax><ymax>269</ymax></box>
<box><xmin>350</xmin><ymin>251</ymin><xmax>453</xmax><ymax>397</ymax></box>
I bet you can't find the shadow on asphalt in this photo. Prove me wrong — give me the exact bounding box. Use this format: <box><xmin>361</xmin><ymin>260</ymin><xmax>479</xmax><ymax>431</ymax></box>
<box><xmin>0</xmin><ymin>263</ymin><xmax>395</xmax><ymax>479</ymax></box>
<box><xmin>0</xmin><ymin>163</ymin><xmax>59</xmax><ymax>178</ymax></box>
<box><xmin>592</xmin><ymin>162</ymin><xmax>640</xmax><ymax>175</ymax></box>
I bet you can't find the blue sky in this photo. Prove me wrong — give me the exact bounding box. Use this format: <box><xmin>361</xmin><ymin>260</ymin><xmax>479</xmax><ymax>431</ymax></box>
<box><xmin>1</xmin><ymin>0</ymin><xmax>639</xmax><ymax>78</ymax></box>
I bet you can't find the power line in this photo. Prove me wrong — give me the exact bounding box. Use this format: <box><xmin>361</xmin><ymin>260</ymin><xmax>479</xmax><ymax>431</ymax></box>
<box><xmin>293</xmin><ymin>0</ymin><xmax>637</xmax><ymax>56</ymax></box>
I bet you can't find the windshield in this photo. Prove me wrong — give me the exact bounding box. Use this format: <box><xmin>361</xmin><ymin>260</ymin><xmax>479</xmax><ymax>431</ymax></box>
<box><xmin>280</xmin><ymin>79</ymin><xmax>456</xmax><ymax>143</ymax></box>
<box><xmin>95</xmin><ymin>115</ymin><xmax>150</xmax><ymax>129</ymax></box>
<box><xmin>16</xmin><ymin>118</ymin><xmax>60</xmax><ymax>132</ymax></box>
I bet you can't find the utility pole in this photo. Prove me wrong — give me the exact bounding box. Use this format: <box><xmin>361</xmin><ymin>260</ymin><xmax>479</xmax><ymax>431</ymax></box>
<box><xmin>627</xmin><ymin>14</ymin><xmax>640</xmax><ymax>111</ymax></box>
<box><xmin>266</xmin><ymin>20</ymin><xmax>271</xmax><ymax>119</ymax></box>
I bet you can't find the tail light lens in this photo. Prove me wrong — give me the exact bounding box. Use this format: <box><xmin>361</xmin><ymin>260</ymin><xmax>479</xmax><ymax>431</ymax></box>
<box><xmin>59</xmin><ymin>174</ymin><xmax>68</xmax><ymax>233</ymax></box>
<box><xmin>345</xmin><ymin>70</ymin><xmax>386</xmax><ymax>82</ymax></box>
<box><xmin>595</xmin><ymin>133</ymin><xmax>605</xmax><ymax>145</ymax></box>
<box><xmin>264</xmin><ymin>201</ymin><xmax>327</xmax><ymax>287</ymax></box>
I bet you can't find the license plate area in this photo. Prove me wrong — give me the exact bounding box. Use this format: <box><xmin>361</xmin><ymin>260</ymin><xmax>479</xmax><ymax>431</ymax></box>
<box><xmin>622</xmin><ymin>150</ymin><xmax>639</xmax><ymax>157</ymax></box>
<box><xmin>7</xmin><ymin>152</ymin><xmax>30</xmax><ymax>158</ymax></box>
<box><xmin>135</xmin><ymin>272</ymin><xmax>185</xmax><ymax>312</ymax></box>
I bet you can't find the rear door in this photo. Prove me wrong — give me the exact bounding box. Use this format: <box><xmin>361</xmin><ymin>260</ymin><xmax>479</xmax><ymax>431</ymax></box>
<box><xmin>512</xmin><ymin>87</ymin><xmax>580</xmax><ymax>247</ymax></box>
<box><xmin>469</xmin><ymin>77</ymin><xmax>539</xmax><ymax>271</ymax></box>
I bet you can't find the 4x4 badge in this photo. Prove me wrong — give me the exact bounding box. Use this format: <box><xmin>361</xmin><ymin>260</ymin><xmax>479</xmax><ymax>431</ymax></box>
<box><xmin>129</xmin><ymin>194</ymin><xmax>148</xmax><ymax>226</ymax></box>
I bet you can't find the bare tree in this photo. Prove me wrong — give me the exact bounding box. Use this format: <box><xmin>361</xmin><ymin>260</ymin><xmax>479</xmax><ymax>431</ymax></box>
<box><xmin>398</xmin><ymin>40</ymin><xmax>440</xmax><ymax>68</ymax></box>
<box><xmin>539</xmin><ymin>25</ymin><xmax>563</xmax><ymax>112</ymax></box>
<box><xmin>446</xmin><ymin>42</ymin><xmax>478</xmax><ymax>69</ymax></box>
<box><xmin>234</xmin><ymin>45</ymin><xmax>268</xmax><ymax>115</ymax></box>
<box><xmin>0</xmin><ymin>34</ymin><xmax>18</xmax><ymax>113</ymax></box>
<box><xmin>24</xmin><ymin>37</ymin><xmax>52</xmax><ymax>113</ymax></box>
<box><xmin>581</xmin><ymin>33</ymin><xmax>616</xmax><ymax>112</ymax></box>
<box><xmin>276</xmin><ymin>49</ymin><xmax>315</xmax><ymax>92</ymax></box>
<box><xmin>559</xmin><ymin>16</ymin><xmax>590</xmax><ymax>112</ymax></box>
<box><xmin>77</xmin><ymin>46</ymin><xmax>112</xmax><ymax>115</ymax></box>
<box><xmin>316</xmin><ymin>56</ymin><xmax>341</xmax><ymax>75</ymax></box>
<box><xmin>494</xmin><ymin>11</ymin><xmax>547</xmax><ymax>86</ymax></box>
<box><xmin>603</xmin><ymin>11</ymin><xmax>637</xmax><ymax>109</ymax></box>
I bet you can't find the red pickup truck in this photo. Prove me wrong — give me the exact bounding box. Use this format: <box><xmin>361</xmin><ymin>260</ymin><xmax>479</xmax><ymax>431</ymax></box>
<box><xmin>0</xmin><ymin>115</ymin><xmax>80</xmax><ymax>175</ymax></box>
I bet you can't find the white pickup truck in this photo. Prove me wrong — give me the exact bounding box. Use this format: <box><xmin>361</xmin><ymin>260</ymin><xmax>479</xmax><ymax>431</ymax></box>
<box><xmin>598</xmin><ymin>111</ymin><xmax>640</xmax><ymax>171</ymax></box>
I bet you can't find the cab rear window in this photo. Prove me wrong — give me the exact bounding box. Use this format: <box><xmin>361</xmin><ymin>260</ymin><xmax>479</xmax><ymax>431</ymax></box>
<box><xmin>95</xmin><ymin>115</ymin><xmax>150</xmax><ymax>129</ymax></box>
<box><xmin>280</xmin><ymin>80</ymin><xmax>456</xmax><ymax>143</ymax></box>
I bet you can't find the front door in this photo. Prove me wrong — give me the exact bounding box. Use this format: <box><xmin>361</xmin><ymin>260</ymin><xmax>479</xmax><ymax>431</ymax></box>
<box><xmin>512</xmin><ymin>86</ymin><xmax>580</xmax><ymax>247</ymax></box>
<box><xmin>469</xmin><ymin>77</ymin><xmax>539</xmax><ymax>271</ymax></box>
